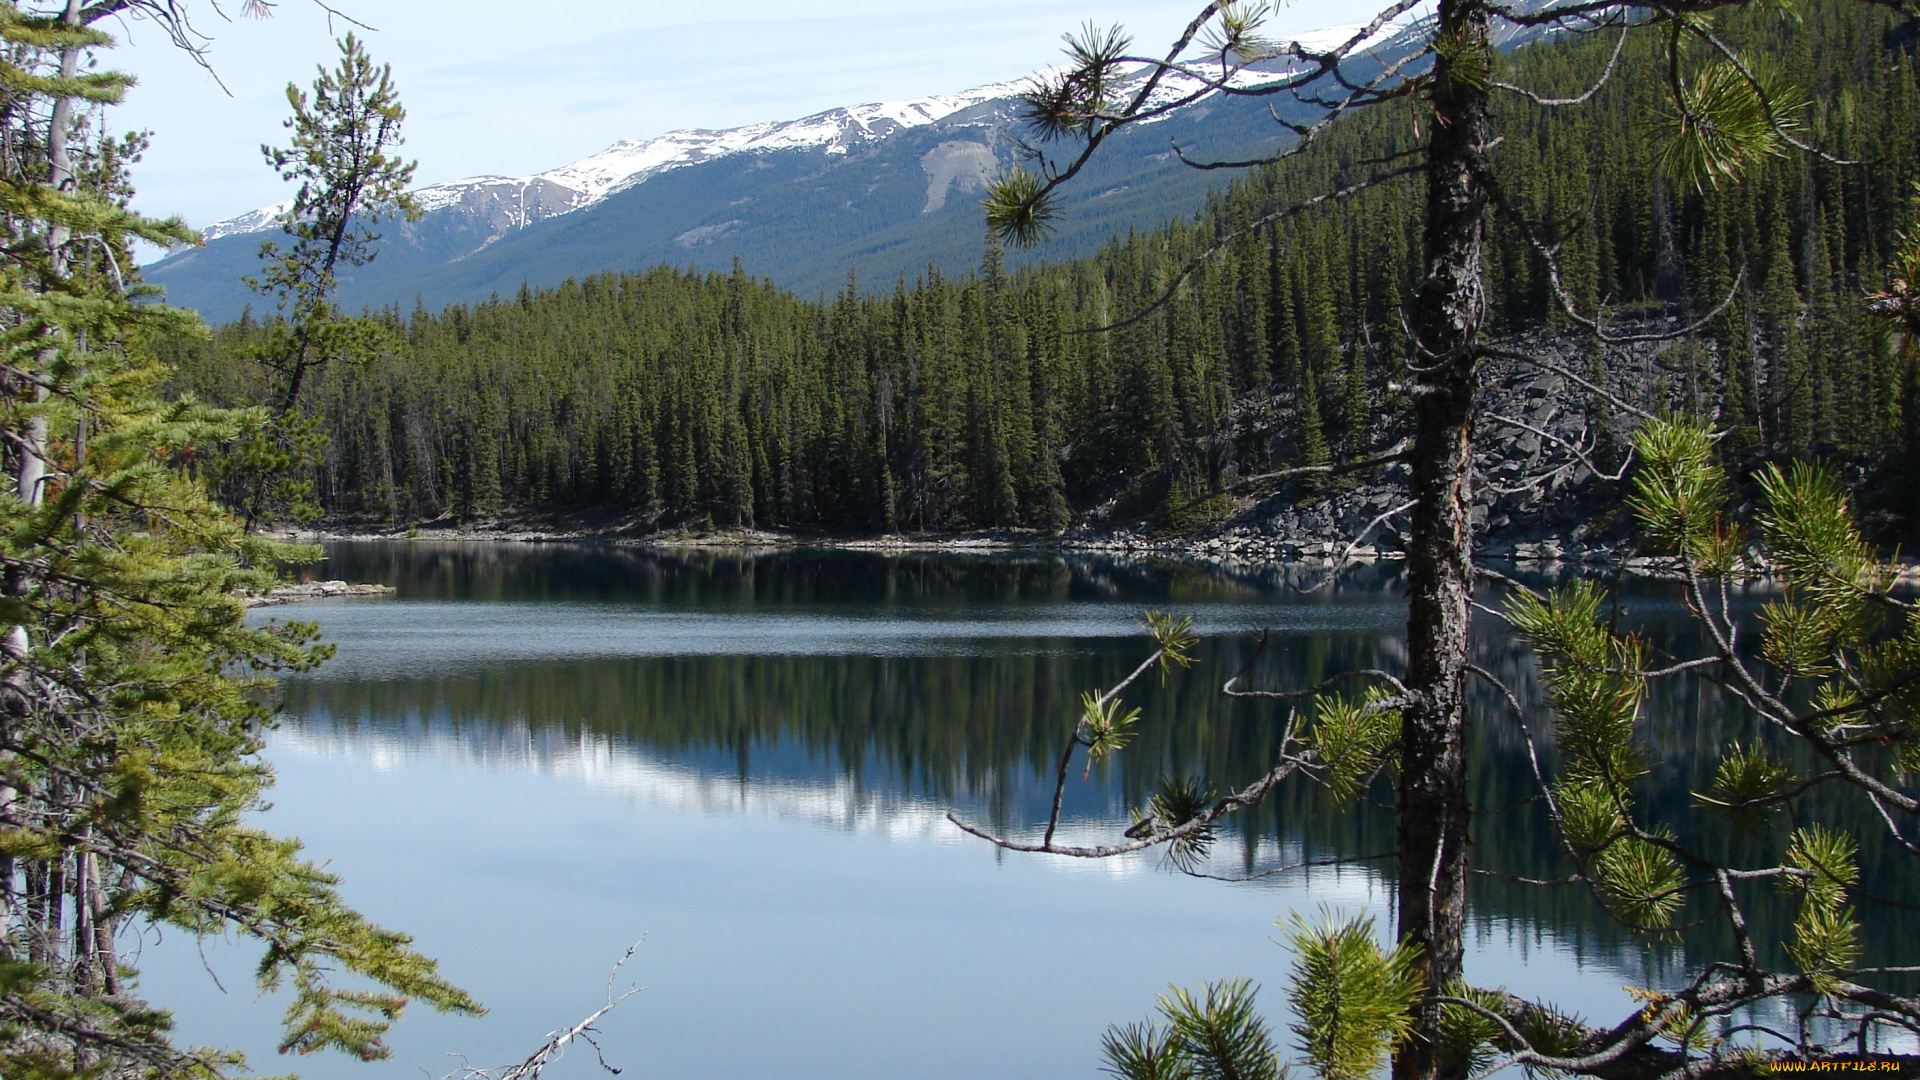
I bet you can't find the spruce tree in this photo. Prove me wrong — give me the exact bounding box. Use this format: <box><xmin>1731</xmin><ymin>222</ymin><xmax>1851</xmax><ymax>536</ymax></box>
<box><xmin>231</xmin><ymin>32</ymin><xmax>418</xmax><ymax>529</ymax></box>
<box><xmin>1296</xmin><ymin>357</ymin><xmax>1330</xmax><ymax>475</ymax></box>
<box><xmin>0</xmin><ymin>5</ymin><xmax>477</xmax><ymax>1074</ymax></box>
<box><xmin>163</xmin><ymin>0</ymin><xmax>1919</xmax><ymax>541</ymax></box>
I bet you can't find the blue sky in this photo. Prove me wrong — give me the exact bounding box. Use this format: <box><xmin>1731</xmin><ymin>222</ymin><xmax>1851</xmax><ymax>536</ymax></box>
<box><xmin>110</xmin><ymin>0</ymin><xmax>1381</xmax><ymax>231</ymax></box>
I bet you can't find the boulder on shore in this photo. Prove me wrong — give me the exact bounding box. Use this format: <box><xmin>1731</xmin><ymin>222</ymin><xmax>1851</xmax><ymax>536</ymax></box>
<box><xmin>244</xmin><ymin>580</ymin><xmax>395</xmax><ymax>608</ymax></box>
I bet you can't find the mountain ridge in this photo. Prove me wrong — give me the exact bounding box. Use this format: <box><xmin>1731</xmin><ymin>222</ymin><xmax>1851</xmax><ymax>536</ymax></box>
<box><xmin>149</xmin><ymin>18</ymin><xmax>1424</xmax><ymax>321</ymax></box>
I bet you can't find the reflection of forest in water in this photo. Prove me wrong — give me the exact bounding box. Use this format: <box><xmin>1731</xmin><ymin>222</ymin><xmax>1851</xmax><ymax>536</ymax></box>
<box><xmin>284</xmin><ymin>543</ymin><xmax>1918</xmax><ymax>993</ymax></box>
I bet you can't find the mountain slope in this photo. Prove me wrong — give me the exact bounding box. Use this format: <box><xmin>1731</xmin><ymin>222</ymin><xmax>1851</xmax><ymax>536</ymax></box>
<box><xmin>157</xmin><ymin>0</ymin><xmax>1920</xmax><ymax>542</ymax></box>
<box><xmin>146</xmin><ymin>23</ymin><xmax>1413</xmax><ymax>320</ymax></box>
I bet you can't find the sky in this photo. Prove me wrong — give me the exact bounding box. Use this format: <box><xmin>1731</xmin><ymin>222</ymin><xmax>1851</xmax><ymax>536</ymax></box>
<box><xmin>109</xmin><ymin>0</ymin><xmax>1385</xmax><ymax>235</ymax></box>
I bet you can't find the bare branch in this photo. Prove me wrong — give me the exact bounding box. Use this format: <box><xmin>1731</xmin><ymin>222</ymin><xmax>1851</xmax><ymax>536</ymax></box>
<box><xmin>1224</xmin><ymin>666</ymin><xmax>1409</xmax><ymax>701</ymax></box>
<box><xmin>1040</xmin><ymin>645</ymin><xmax>1169</xmax><ymax>847</ymax></box>
<box><xmin>1483</xmin><ymin>167</ymin><xmax>1748</xmax><ymax>345</ymax></box>
<box><xmin>1293</xmin><ymin>499</ymin><xmax>1417</xmax><ymax>593</ymax></box>
<box><xmin>442</xmin><ymin>942</ymin><xmax>645</xmax><ymax>1080</ymax></box>
<box><xmin>948</xmin><ymin>711</ymin><xmax>1313</xmax><ymax>859</ymax></box>
<box><xmin>1482</xmin><ymin>347</ymin><xmax>1657</xmax><ymax>421</ymax></box>
<box><xmin>1000</xmin><ymin>0</ymin><xmax>1432</xmax><ymax>244</ymax></box>
<box><xmin>1491</xmin><ymin>23</ymin><xmax>1632</xmax><ymax>106</ymax></box>
<box><xmin>1168</xmin><ymin>42</ymin><xmax>1429</xmax><ymax>171</ymax></box>
<box><xmin>1185</xmin><ymin>848</ymin><xmax>1397</xmax><ymax>882</ymax></box>
<box><xmin>1216</xmin><ymin>438</ymin><xmax>1413</xmax><ymax>495</ymax></box>
<box><xmin>1482</xmin><ymin>411</ymin><xmax>1631</xmax><ymax>480</ymax></box>
<box><xmin>1068</xmin><ymin>163</ymin><xmax>1426</xmax><ymax>336</ymax></box>
<box><xmin>1468</xmin><ymin>867</ymin><xmax>1584</xmax><ymax>886</ymax></box>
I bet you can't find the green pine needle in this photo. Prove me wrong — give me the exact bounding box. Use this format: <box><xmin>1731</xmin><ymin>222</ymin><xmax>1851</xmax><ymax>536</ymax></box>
<box><xmin>1282</xmin><ymin>912</ymin><xmax>1423</xmax><ymax>1080</ymax></box>
<box><xmin>1141</xmin><ymin>610</ymin><xmax>1200</xmax><ymax>678</ymax></box>
<box><xmin>1307</xmin><ymin>691</ymin><xmax>1400</xmax><ymax>804</ymax></box>
<box><xmin>1143</xmin><ymin>775</ymin><xmax>1216</xmax><ymax>871</ymax></box>
<box><xmin>1082</xmin><ymin>690</ymin><xmax>1143</xmax><ymax>773</ymax></box>
<box><xmin>1160</xmin><ymin>978</ymin><xmax>1287</xmax><ymax>1080</ymax></box>
<box><xmin>1694</xmin><ymin>744</ymin><xmax>1796</xmax><ymax>832</ymax></box>
<box><xmin>1626</xmin><ymin>415</ymin><xmax>1732</xmax><ymax>566</ymax></box>
<box><xmin>1595</xmin><ymin>833</ymin><xmax>1687</xmax><ymax>930</ymax></box>
<box><xmin>1655</xmin><ymin>61</ymin><xmax>1807</xmax><ymax>192</ymax></box>
<box><xmin>1101</xmin><ymin>1022</ymin><xmax>1196</xmax><ymax>1080</ymax></box>
<box><xmin>984</xmin><ymin>167</ymin><xmax>1060</xmax><ymax>248</ymax></box>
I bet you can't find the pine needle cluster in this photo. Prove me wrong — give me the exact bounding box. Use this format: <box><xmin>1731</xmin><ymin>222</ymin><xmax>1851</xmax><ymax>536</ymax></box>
<box><xmin>0</xmin><ymin>7</ymin><xmax>477</xmax><ymax>1076</ymax></box>
<box><xmin>1511</xmin><ymin>413</ymin><xmax>1919</xmax><ymax>1033</ymax></box>
<box><xmin>1102</xmin><ymin>976</ymin><xmax>1288</xmax><ymax>1080</ymax></box>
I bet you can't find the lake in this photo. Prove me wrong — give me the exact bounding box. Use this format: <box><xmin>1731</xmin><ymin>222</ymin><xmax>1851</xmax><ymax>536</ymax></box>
<box><xmin>136</xmin><ymin>542</ymin><xmax>1911</xmax><ymax>1079</ymax></box>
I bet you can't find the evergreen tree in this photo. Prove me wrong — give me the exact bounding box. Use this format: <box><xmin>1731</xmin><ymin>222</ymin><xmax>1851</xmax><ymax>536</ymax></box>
<box><xmin>161</xmin><ymin>0</ymin><xmax>1920</xmax><ymax>543</ymax></box>
<box><xmin>976</xmin><ymin>1</ymin><xmax>1920</xmax><ymax>1076</ymax></box>
<box><xmin>1296</xmin><ymin>357</ymin><xmax>1330</xmax><ymax>474</ymax></box>
<box><xmin>1339</xmin><ymin>344</ymin><xmax>1370</xmax><ymax>458</ymax></box>
<box><xmin>0</xmin><ymin>5</ymin><xmax>477</xmax><ymax>1074</ymax></box>
<box><xmin>231</xmin><ymin>32</ymin><xmax>418</xmax><ymax>529</ymax></box>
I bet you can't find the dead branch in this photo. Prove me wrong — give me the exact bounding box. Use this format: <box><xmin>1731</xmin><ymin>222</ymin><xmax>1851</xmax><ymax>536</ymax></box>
<box><xmin>947</xmin><ymin>707</ymin><xmax>1315</xmax><ymax>859</ymax></box>
<box><xmin>1482</xmin><ymin>411</ymin><xmax>1632</xmax><ymax>481</ymax></box>
<box><xmin>1066</xmin><ymin>163</ymin><xmax>1426</xmax><ymax>336</ymax></box>
<box><xmin>441</xmin><ymin>942</ymin><xmax>645</xmax><ymax>1080</ymax></box>
<box><xmin>1491</xmin><ymin>23</ymin><xmax>1631</xmax><ymax>105</ymax></box>
<box><xmin>1481</xmin><ymin>347</ymin><xmax>1657</xmax><ymax>421</ymax></box>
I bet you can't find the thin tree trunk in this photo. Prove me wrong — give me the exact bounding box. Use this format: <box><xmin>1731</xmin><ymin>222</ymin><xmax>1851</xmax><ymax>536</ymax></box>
<box><xmin>83</xmin><ymin>849</ymin><xmax>119</xmax><ymax>994</ymax></box>
<box><xmin>1396</xmin><ymin>0</ymin><xmax>1491</xmax><ymax>1076</ymax></box>
<box><xmin>2</xmin><ymin>0</ymin><xmax>85</xmax><ymax>935</ymax></box>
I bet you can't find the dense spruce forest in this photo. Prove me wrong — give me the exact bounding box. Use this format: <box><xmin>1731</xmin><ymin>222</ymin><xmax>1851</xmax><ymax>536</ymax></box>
<box><xmin>163</xmin><ymin>0</ymin><xmax>1920</xmax><ymax>538</ymax></box>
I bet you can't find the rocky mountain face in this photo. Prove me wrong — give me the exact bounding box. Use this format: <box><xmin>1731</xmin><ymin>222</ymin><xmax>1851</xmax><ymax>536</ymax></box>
<box><xmin>147</xmin><ymin>22</ymin><xmax>1425</xmax><ymax>322</ymax></box>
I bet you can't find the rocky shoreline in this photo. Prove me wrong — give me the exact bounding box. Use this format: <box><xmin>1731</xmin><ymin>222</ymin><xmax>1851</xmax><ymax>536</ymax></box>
<box><xmin>244</xmin><ymin>580</ymin><xmax>396</xmax><ymax>608</ymax></box>
<box><xmin>260</xmin><ymin>521</ymin><xmax>1920</xmax><ymax>588</ymax></box>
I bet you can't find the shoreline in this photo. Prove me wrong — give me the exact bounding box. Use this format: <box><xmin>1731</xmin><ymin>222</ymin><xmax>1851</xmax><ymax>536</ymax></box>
<box><xmin>266</xmin><ymin>521</ymin><xmax>1920</xmax><ymax>584</ymax></box>
<box><xmin>243</xmin><ymin>580</ymin><xmax>396</xmax><ymax>608</ymax></box>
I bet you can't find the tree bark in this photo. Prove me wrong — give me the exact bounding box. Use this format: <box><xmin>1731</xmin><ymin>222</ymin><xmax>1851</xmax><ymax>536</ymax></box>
<box><xmin>2</xmin><ymin>0</ymin><xmax>85</xmax><ymax>935</ymax></box>
<box><xmin>1396</xmin><ymin>0</ymin><xmax>1491</xmax><ymax>1076</ymax></box>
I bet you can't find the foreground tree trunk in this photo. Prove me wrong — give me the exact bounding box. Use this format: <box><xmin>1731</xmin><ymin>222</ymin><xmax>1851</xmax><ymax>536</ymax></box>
<box><xmin>1397</xmin><ymin>0</ymin><xmax>1491</xmax><ymax>1075</ymax></box>
<box><xmin>1</xmin><ymin>0</ymin><xmax>84</xmax><ymax>935</ymax></box>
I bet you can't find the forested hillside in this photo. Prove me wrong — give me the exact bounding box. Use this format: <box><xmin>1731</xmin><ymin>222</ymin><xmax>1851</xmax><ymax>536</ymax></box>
<box><xmin>163</xmin><ymin>0</ymin><xmax>1920</xmax><ymax>539</ymax></box>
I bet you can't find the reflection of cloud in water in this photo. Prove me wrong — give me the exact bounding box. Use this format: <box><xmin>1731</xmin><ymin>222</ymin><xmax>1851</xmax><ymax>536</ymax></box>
<box><xmin>273</xmin><ymin>717</ymin><xmax>1920</xmax><ymax>1057</ymax></box>
<box><xmin>278</xmin><ymin>718</ymin><xmax>1383</xmax><ymax>891</ymax></box>
<box><xmin>280</xmin><ymin>720</ymin><xmax>1170</xmax><ymax>877</ymax></box>
<box><xmin>268</xmin><ymin>598</ymin><xmax>1404</xmax><ymax>680</ymax></box>
<box><xmin>268</xmin><ymin>724</ymin><xmax>1444</xmax><ymax>907</ymax></box>
<box><xmin>274</xmin><ymin>724</ymin><xmax>1652</xmax><ymax>1024</ymax></box>
<box><xmin>285</xmin><ymin>720</ymin><xmax>963</xmax><ymax>838</ymax></box>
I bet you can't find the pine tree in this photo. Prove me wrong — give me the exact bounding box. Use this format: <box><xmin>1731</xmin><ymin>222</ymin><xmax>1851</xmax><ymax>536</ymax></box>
<box><xmin>1764</xmin><ymin>214</ymin><xmax>1811</xmax><ymax>451</ymax></box>
<box><xmin>159</xmin><ymin>0</ymin><xmax>1920</xmax><ymax>547</ymax></box>
<box><xmin>230</xmin><ymin>32</ymin><xmax>418</xmax><ymax>529</ymax></box>
<box><xmin>1296</xmin><ymin>357</ymin><xmax>1330</xmax><ymax>475</ymax></box>
<box><xmin>1339</xmin><ymin>344</ymin><xmax>1370</xmax><ymax>458</ymax></box>
<box><xmin>0</xmin><ymin>6</ymin><xmax>477</xmax><ymax>1074</ymax></box>
<box><xmin>976</xmin><ymin>3</ymin><xmax>1920</xmax><ymax>1078</ymax></box>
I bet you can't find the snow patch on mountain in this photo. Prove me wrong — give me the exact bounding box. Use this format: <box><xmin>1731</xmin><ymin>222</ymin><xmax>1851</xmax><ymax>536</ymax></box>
<box><xmin>201</xmin><ymin>197</ymin><xmax>294</xmax><ymax>242</ymax></box>
<box><xmin>201</xmin><ymin>74</ymin><xmax>1041</xmax><ymax>244</ymax></box>
<box><xmin>197</xmin><ymin>14</ymin><xmax>1424</xmax><ymax>246</ymax></box>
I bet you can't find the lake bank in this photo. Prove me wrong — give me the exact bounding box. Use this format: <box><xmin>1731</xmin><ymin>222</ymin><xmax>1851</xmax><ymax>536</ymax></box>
<box><xmin>265</xmin><ymin>515</ymin><xmax>1920</xmax><ymax>585</ymax></box>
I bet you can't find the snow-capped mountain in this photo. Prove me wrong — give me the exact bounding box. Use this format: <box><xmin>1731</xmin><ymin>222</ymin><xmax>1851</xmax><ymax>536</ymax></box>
<box><xmin>199</xmin><ymin>74</ymin><xmax>1049</xmax><ymax>248</ymax></box>
<box><xmin>154</xmin><ymin>17</ymin><xmax>1431</xmax><ymax>321</ymax></box>
<box><xmin>200</xmin><ymin>75</ymin><xmax>1045</xmax><ymax>249</ymax></box>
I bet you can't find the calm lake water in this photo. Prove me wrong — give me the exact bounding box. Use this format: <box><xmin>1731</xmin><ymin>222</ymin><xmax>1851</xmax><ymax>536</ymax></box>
<box><xmin>136</xmin><ymin>542</ymin><xmax>1913</xmax><ymax>1079</ymax></box>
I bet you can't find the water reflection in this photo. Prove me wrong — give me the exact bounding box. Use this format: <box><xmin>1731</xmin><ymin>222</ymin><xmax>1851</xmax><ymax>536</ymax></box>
<box><xmin>226</xmin><ymin>542</ymin><xmax>1915</xmax><ymax>1075</ymax></box>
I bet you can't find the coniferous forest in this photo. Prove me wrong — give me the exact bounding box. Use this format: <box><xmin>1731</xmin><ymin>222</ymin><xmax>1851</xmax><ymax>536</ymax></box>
<box><xmin>10</xmin><ymin>0</ymin><xmax>1920</xmax><ymax>1073</ymax></box>
<box><xmin>165</xmin><ymin>0</ymin><xmax>1920</xmax><ymax>539</ymax></box>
